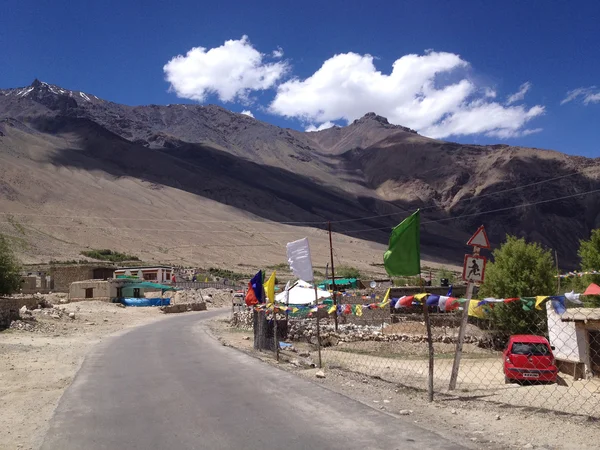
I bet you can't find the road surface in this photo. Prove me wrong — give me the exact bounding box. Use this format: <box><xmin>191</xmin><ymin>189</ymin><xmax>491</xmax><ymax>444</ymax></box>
<box><xmin>41</xmin><ymin>309</ymin><xmax>466</xmax><ymax>450</ymax></box>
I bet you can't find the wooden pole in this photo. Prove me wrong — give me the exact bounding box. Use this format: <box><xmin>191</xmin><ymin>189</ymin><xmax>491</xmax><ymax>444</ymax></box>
<box><xmin>328</xmin><ymin>221</ymin><xmax>339</xmax><ymax>331</ymax></box>
<box><xmin>274</xmin><ymin>305</ymin><xmax>279</xmax><ymax>361</ymax></box>
<box><xmin>449</xmin><ymin>281</ymin><xmax>474</xmax><ymax>390</ymax></box>
<box><xmin>555</xmin><ymin>249</ymin><xmax>560</xmax><ymax>295</ymax></box>
<box><xmin>420</xmin><ymin>274</ymin><xmax>434</xmax><ymax>402</ymax></box>
<box><xmin>314</xmin><ymin>284</ymin><xmax>322</xmax><ymax>369</ymax></box>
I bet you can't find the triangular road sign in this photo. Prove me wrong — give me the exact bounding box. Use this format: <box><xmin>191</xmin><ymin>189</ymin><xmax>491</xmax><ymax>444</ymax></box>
<box><xmin>467</xmin><ymin>225</ymin><xmax>490</xmax><ymax>249</ymax></box>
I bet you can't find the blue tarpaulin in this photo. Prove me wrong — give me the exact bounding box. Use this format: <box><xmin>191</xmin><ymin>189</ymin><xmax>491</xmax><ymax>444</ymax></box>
<box><xmin>121</xmin><ymin>298</ymin><xmax>171</xmax><ymax>307</ymax></box>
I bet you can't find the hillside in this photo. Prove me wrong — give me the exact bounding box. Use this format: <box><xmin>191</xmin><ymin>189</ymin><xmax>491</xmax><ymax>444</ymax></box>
<box><xmin>1</xmin><ymin>80</ymin><xmax>599</xmax><ymax>270</ymax></box>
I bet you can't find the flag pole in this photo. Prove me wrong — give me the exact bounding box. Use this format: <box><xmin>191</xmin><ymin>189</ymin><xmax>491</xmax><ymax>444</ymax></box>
<box><xmin>328</xmin><ymin>221</ymin><xmax>339</xmax><ymax>331</ymax></box>
<box><xmin>314</xmin><ymin>283</ymin><xmax>322</xmax><ymax>369</ymax></box>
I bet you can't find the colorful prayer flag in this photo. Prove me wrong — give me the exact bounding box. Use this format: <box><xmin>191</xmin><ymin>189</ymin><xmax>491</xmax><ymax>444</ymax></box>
<box><xmin>245</xmin><ymin>270</ymin><xmax>263</xmax><ymax>306</ymax></box>
<box><xmin>383</xmin><ymin>210</ymin><xmax>421</xmax><ymax>276</ymax></box>
<box><xmin>263</xmin><ymin>271</ymin><xmax>276</xmax><ymax>304</ymax></box>
<box><xmin>354</xmin><ymin>304</ymin><xmax>363</xmax><ymax>316</ymax></box>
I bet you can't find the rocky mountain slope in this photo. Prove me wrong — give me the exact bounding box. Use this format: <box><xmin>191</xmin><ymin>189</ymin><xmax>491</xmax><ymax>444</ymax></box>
<box><xmin>1</xmin><ymin>80</ymin><xmax>599</xmax><ymax>269</ymax></box>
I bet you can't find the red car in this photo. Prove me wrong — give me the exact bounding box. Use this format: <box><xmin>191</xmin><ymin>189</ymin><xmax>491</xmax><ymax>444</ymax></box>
<box><xmin>503</xmin><ymin>335</ymin><xmax>558</xmax><ymax>383</ymax></box>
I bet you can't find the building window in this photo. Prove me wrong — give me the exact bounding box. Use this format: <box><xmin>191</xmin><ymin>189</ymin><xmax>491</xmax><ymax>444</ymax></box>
<box><xmin>143</xmin><ymin>273</ymin><xmax>157</xmax><ymax>281</ymax></box>
<box><xmin>85</xmin><ymin>288</ymin><xmax>94</xmax><ymax>299</ymax></box>
<box><xmin>133</xmin><ymin>288</ymin><xmax>141</xmax><ymax>298</ymax></box>
<box><xmin>117</xmin><ymin>287</ymin><xmax>123</xmax><ymax>298</ymax></box>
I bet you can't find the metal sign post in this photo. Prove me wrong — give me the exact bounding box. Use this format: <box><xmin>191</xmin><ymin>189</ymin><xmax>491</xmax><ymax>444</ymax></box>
<box><xmin>449</xmin><ymin>226</ymin><xmax>490</xmax><ymax>391</ymax></box>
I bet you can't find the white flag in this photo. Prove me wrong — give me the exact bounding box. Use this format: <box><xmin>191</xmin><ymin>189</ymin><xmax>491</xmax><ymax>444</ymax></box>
<box><xmin>286</xmin><ymin>237</ymin><xmax>314</xmax><ymax>282</ymax></box>
<box><xmin>565</xmin><ymin>291</ymin><xmax>583</xmax><ymax>305</ymax></box>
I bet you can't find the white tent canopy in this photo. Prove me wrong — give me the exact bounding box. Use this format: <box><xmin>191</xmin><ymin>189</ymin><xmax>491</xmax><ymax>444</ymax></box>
<box><xmin>275</xmin><ymin>280</ymin><xmax>331</xmax><ymax>305</ymax></box>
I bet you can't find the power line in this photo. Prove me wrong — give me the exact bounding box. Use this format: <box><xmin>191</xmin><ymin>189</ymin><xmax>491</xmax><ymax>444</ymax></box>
<box><xmin>0</xmin><ymin>211</ymin><xmax>327</xmax><ymax>225</ymax></box>
<box><xmin>337</xmin><ymin>186</ymin><xmax>600</xmax><ymax>235</ymax></box>
<box><xmin>0</xmin><ymin>222</ymin><xmax>326</xmax><ymax>234</ymax></box>
<box><xmin>1</xmin><ymin>164</ymin><xmax>597</xmax><ymax>226</ymax></box>
<box><xmin>3</xmin><ymin>186</ymin><xmax>600</xmax><ymax>237</ymax></box>
<box><xmin>329</xmin><ymin>164</ymin><xmax>599</xmax><ymax>224</ymax></box>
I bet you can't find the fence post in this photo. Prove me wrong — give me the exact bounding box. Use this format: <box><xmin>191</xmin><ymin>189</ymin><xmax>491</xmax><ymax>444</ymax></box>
<box><xmin>274</xmin><ymin>309</ymin><xmax>279</xmax><ymax>361</ymax></box>
<box><xmin>449</xmin><ymin>282</ymin><xmax>474</xmax><ymax>390</ymax></box>
<box><xmin>423</xmin><ymin>301</ymin><xmax>434</xmax><ymax>402</ymax></box>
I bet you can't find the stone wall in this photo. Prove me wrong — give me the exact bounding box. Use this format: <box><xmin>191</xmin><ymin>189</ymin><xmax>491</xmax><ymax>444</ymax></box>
<box><xmin>159</xmin><ymin>302</ymin><xmax>207</xmax><ymax>313</ymax></box>
<box><xmin>0</xmin><ymin>297</ymin><xmax>40</xmax><ymax>329</ymax></box>
<box><xmin>50</xmin><ymin>265</ymin><xmax>115</xmax><ymax>292</ymax></box>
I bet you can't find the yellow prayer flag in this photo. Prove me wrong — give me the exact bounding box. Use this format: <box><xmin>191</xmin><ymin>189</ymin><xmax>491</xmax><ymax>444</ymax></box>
<box><xmin>263</xmin><ymin>271</ymin><xmax>276</xmax><ymax>304</ymax></box>
<box><xmin>292</xmin><ymin>307</ymin><xmax>299</xmax><ymax>313</ymax></box>
<box><xmin>414</xmin><ymin>293</ymin><xmax>428</xmax><ymax>301</ymax></box>
<box><xmin>535</xmin><ymin>295</ymin><xmax>549</xmax><ymax>310</ymax></box>
<box><xmin>328</xmin><ymin>305</ymin><xmax>336</xmax><ymax>314</ymax></box>
<box><xmin>355</xmin><ymin>304</ymin><xmax>363</xmax><ymax>316</ymax></box>
<box><xmin>468</xmin><ymin>300</ymin><xmax>487</xmax><ymax>319</ymax></box>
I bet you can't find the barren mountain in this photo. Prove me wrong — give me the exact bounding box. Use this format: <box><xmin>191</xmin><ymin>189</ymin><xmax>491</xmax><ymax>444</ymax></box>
<box><xmin>1</xmin><ymin>80</ymin><xmax>599</xmax><ymax>270</ymax></box>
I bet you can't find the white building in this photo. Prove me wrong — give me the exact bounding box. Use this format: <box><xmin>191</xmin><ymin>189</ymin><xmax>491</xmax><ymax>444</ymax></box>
<box><xmin>114</xmin><ymin>266</ymin><xmax>174</xmax><ymax>283</ymax></box>
<box><xmin>546</xmin><ymin>303</ymin><xmax>600</xmax><ymax>379</ymax></box>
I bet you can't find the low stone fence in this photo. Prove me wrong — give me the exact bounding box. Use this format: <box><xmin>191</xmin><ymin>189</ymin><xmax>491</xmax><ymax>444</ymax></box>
<box><xmin>0</xmin><ymin>297</ymin><xmax>40</xmax><ymax>329</ymax></box>
<box><xmin>289</xmin><ymin>320</ymin><xmax>483</xmax><ymax>346</ymax></box>
<box><xmin>231</xmin><ymin>310</ymin><xmax>253</xmax><ymax>328</ymax></box>
<box><xmin>159</xmin><ymin>302</ymin><xmax>207</xmax><ymax>314</ymax></box>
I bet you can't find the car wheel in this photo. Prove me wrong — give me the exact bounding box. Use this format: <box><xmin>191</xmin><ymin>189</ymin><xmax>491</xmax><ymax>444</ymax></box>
<box><xmin>504</xmin><ymin>375</ymin><xmax>512</xmax><ymax>384</ymax></box>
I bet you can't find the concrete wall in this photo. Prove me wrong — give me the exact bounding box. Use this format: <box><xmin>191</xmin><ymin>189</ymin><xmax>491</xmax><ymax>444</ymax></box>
<box><xmin>69</xmin><ymin>280</ymin><xmax>117</xmax><ymax>302</ymax></box>
<box><xmin>0</xmin><ymin>297</ymin><xmax>39</xmax><ymax>329</ymax></box>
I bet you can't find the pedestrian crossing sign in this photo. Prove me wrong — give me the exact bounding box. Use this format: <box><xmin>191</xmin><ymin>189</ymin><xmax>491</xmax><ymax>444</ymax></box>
<box><xmin>462</xmin><ymin>254</ymin><xmax>487</xmax><ymax>283</ymax></box>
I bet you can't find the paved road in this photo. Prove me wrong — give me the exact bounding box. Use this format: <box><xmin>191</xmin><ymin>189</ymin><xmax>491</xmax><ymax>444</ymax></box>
<box><xmin>41</xmin><ymin>310</ymin><xmax>466</xmax><ymax>450</ymax></box>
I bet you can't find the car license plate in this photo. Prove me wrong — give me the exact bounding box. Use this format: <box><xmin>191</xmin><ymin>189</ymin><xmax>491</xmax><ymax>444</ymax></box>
<box><xmin>523</xmin><ymin>372</ymin><xmax>539</xmax><ymax>378</ymax></box>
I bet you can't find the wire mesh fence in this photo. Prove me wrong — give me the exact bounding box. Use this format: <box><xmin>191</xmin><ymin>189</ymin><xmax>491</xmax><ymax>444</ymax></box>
<box><xmin>234</xmin><ymin>293</ymin><xmax>600</xmax><ymax>419</ymax></box>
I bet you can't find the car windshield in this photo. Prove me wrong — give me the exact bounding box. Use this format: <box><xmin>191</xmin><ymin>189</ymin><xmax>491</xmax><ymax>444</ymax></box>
<box><xmin>511</xmin><ymin>342</ymin><xmax>550</xmax><ymax>355</ymax></box>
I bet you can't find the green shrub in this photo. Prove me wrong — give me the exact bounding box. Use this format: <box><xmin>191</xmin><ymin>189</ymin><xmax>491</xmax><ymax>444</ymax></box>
<box><xmin>80</xmin><ymin>249</ymin><xmax>140</xmax><ymax>262</ymax></box>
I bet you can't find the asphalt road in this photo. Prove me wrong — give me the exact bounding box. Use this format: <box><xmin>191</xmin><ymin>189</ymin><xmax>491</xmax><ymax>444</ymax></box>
<box><xmin>41</xmin><ymin>309</ymin><xmax>466</xmax><ymax>450</ymax></box>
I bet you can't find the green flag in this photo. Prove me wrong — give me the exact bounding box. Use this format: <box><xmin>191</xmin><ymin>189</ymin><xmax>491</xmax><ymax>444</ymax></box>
<box><xmin>383</xmin><ymin>210</ymin><xmax>421</xmax><ymax>276</ymax></box>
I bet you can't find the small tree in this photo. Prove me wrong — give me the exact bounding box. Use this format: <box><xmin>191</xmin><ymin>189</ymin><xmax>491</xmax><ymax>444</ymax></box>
<box><xmin>0</xmin><ymin>235</ymin><xmax>22</xmax><ymax>295</ymax></box>
<box><xmin>479</xmin><ymin>235</ymin><xmax>555</xmax><ymax>341</ymax></box>
<box><xmin>336</xmin><ymin>265</ymin><xmax>361</xmax><ymax>279</ymax></box>
<box><xmin>574</xmin><ymin>229</ymin><xmax>600</xmax><ymax>306</ymax></box>
<box><xmin>434</xmin><ymin>266</ymin><xmax>456</xmax><ymax>286</ymax></box>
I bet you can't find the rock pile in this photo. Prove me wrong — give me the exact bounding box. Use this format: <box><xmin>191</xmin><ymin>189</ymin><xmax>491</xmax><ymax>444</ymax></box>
<box><xmin>10</xmin><ymin>303</ymin><xmax>74</xmax><ymax>333</ymax></box>
<box><xmin>288</xmin><ymin>320</ymin><xmax>485</xmax><ymax>347</ymax></box>
<box><xmin>172</xmin><ymin>288</ymin><xmax>233</xmax><ymax>308</ymax></box>
<box><xmin>231</xmin><ymin>310</ymin><xmax>253</xmax><ymax>328</ymax></box>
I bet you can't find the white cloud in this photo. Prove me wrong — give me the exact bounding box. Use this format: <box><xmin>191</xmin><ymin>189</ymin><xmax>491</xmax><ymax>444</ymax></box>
<box><xmin>506</xmin><ymin>81</ymin><xmax>532</xmax><ymax>105</ymax></box>
<box><xmin>272</xmin><ymin>47</ymin><xmax>284</xmax><ymax>58</ymax></box>
<box><xmin>561</xmin><ymin>86</ymin><xmax>600</xmax><ymax>105</ymax></box>
<box><xmin>305</xmin><ymin>121</ymin><xmax>336</xmax><ymax>132</ymax></box>
<box><xmin>269</xmin><ymin>51</ymin><xmax>544</xmax><ymax>139</ymax></box>
<box><xmin>163</xmin><ymin>36</ymin><xmax>288</xmax><ymax>103</ymax></box>
<box><xmin>484</xmin><ymin>87</ymin><xmax>497</xmax><ymax>98</ymax></box>
<box><xmin>241</xmin><ymin>110</ymin><xmax>254</xmax><ymax>118</ymax></box>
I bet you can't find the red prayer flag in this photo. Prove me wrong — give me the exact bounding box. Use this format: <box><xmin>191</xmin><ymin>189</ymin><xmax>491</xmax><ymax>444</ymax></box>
<box><xmin>445</xmin><ymin>298</ymin><xmax>460</xmax><ymax>311</ymax></box>
<box><xmin>399</xmin><ymin>296</ymin><xmax>414</xmax><ymax>307</ymax></box>
<box><xmin>245</xmin><ymin>282</ymin><xmax>259</xmax><ymax>306</ymax></box>
<box><xmin>584</xmin><ymin>283</ymin><xmax>600</xmax><ymax>296</ymax></box>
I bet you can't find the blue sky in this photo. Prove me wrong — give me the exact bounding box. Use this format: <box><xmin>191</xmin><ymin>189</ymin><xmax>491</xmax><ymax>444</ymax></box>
<box><xmin>1</xmin><ymin>0</ymin><xmax>599</xmax><ymax>156</ymax></box>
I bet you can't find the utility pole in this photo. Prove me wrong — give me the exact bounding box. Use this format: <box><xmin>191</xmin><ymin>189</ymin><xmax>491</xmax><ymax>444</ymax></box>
<box><xmin>328</xmin><ymin>221</ymin><xmax>338</xmax><ymax>331</ymax></box>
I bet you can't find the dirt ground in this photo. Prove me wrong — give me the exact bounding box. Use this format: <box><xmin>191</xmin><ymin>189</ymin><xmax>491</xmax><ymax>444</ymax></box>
<box><xmin>0</xmin><ymin>301</ymin><xmax>168</xmax><ymax>450</ymax></box>
<box><xmin>211</xmin><ymin>319</ymin><xmax>600</xmax><ymax>450</ymax></box>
